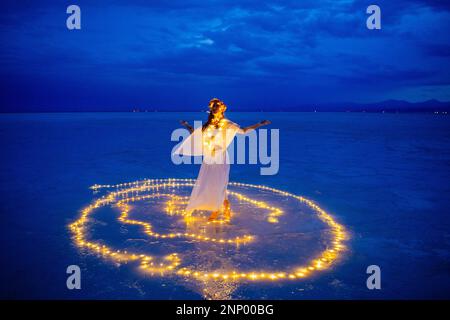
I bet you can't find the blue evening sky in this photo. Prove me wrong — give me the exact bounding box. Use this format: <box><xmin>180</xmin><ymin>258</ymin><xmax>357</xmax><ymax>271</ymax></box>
<box><xmin>1</xmin><ymin>0</ymin><xmax>449</xmax><ymax>111</ymax></box>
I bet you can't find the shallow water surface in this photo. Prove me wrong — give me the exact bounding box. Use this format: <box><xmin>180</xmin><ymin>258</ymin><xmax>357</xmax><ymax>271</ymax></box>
<box><xmin>0</xmin><ymin>112</ymin><xmax>449</xmax><ymax>299</ymax></box>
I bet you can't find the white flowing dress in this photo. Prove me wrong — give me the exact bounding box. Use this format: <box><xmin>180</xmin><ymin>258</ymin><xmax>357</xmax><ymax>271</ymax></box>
<box><xmin>185</xmin><ymin>162</ymin><xmax>230</xmax><ymax>212</ymax></box>
<box><xmin>173</xmin><ymin>120</ymin><xmax>242</xmax><ymax>213</ymax></box>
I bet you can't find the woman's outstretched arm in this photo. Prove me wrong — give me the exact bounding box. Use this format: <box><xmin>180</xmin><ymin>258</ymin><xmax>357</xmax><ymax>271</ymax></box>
<box><xmin>239</xmin><ymin>120</ymin><xmax>271</xmax><ymax>133</ymax></box>
<box><xmin>179</xmin><ymin>120</ymin><xmax>194</xmax><ymax>133</ymax></box>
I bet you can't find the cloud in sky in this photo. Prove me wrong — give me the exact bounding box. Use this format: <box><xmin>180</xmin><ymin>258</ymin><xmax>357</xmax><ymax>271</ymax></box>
<box><xmin>0</xmin><ymin>0</ymin><xmax>449</xmax><ymax>111</ymax></box>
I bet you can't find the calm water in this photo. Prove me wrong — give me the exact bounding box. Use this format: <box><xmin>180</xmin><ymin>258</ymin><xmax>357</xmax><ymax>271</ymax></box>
<box><xmin>0</xmin><ymin>112</ymin><xmax>449</xmax><ymax>299</ymax></box>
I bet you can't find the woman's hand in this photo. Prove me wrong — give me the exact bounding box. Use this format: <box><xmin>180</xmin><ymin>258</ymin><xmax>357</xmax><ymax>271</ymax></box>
<box><xmin>240</xmin><ymin>120</ymin><xmax>271</xmax><ymax>133</ymax></box>
<box><xmin>180</xmin><ymin>120</ymin><xmax>194</xmax><ymax>133</ymax></box>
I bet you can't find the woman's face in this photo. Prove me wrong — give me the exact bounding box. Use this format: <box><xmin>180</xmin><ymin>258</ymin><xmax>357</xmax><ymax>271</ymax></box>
<box><xmin>211</xmin><ymin>103</ymin><xmax>223</xmax><ymax>116</ymax></box>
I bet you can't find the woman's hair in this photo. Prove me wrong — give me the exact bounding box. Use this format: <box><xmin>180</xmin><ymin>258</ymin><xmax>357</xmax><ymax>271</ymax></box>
<box><xmin>208</xmin><ymin>98</ymin><xmax>222</xmax><ymax>110</ymax></box>
<box><xmin>202</xmin><ymin>98</ymin><xmax>226</xmax><ymax>130</ymax></box>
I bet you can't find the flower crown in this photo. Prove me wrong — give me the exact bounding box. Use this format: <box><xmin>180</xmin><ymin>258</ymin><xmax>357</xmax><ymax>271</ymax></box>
<box><xmin>208</xmin><ymin>98</ymin><xmax>227</xmax><ymax>112</ymax></box>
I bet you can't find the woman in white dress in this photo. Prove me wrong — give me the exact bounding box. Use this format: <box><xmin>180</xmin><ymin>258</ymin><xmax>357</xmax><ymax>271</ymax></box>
<box><xmin>178</xmin><ymin>98</ymin><xmax>270</xmax><ymax>221</ymax></box>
